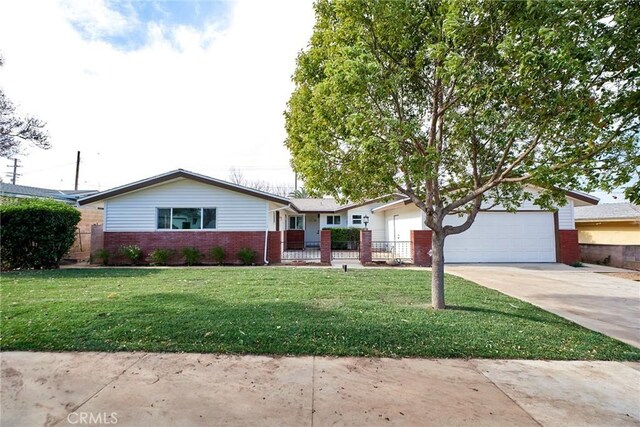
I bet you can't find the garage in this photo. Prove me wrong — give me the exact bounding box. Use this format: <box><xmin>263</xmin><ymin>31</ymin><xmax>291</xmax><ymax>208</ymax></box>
<box><xmin>444</xmin><ymin>212</ymin><xmax>556</xmax><ymax>263</ymax></box>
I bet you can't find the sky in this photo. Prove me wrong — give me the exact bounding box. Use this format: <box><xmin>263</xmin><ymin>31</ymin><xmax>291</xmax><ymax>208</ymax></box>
<box><xmin>0</xmin><ymin>0</ymin><xmax>315</xmax><ymax>192</ymax></box>
<box><xmin>0</xmin><ymin>0</ymin><xmax>628</xmax><ymax>203</ymax></box>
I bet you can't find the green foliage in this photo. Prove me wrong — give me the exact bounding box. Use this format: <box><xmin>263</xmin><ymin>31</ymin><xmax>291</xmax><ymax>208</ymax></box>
<box><xmin>182</xmin><ymin>247</ymin><xmax>203</xmax><ymax>266</ymax></box>
<box><xmin>1</xmin><ymin>268</ymin><xmax>638</xmax><ymax>360</ymax></box>
<box><xmin>118</xmin><ymin>245</ymin><xmax>143</xmax><ymax>265</ymax></box>
<box><xmin>149</xmin><ymin>249</ymin><xmax>173</xmax><ymax>266</ymax></box>
<box><xmin>0</xmin><ymin>198</ymin><xmax>81</xmax><ymax>270</ymax></box>
<box><xmin>323</xmin><ymin>227</ymin><xmax>360</xmax><ymax>249</ymax></box>
<box><xmin>209</xmin><ymin>246</ymin><xmax>226</xmax><ymax>265</ymax></box>
<box><xmin>285</xmin><ymin>0</ymin><xmax>640</xmax><ymax>308</ymax></box>
<box><xmin>93</xmin><ymin>249</ymin><xmax>111</xmax><ymax>266</ymax></box>
<box><xmin>236</xmin><ymin>247</ymin><xmax>258</xmax><ymax>265</ymax></box>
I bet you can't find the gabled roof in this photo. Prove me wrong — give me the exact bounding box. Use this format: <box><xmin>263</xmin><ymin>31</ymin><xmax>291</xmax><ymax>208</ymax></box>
<box><xmin>289</xmin><ymin>198</ymin><xmax>344</xmax><ymax>213</ymax></box>
<box><xmin>78</xmin><ymin>169</ymin><xmax>291</xmax><ymax>206</ymax></box>
<box><xmin>0</xmin><ymin>183</ymin><xmax>97</xmax><ymax>203</ymax></box>
<box><xmin>575</xmin><ymin>203</ymin><xmax>640</xmax><ymax>222</ymax></box>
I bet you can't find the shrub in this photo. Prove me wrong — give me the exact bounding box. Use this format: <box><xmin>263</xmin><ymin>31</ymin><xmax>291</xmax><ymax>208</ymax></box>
<box><xmin>93</xmin><ymin>249</ymin><xmax>111</xmax><ymax>266</ymax></box>
<box><xmin>0</xmin><ymin>198</ymin><xmax>81</xmax><ymax>270</ymax></box>
<box><xmin>149</xmin><ymin>248</ymin><xmax>173</xmax><ymax>266</ymax></box>
<box><xmin>182</xmin><ymin>247</ymin><xmax>202</xmax><ymax>266</ymax></box>
<box><xmin>237</xmin><ymin>247</ymin><xmax>258</xmax><ymax>265</ymax></box>
<box><xmin>119</xmin><ymin>245</ymin><xmax>143</xmax><ymax>265</ymax></box>
<box><xmin>210</xmin><ymin>246</ymin><xmax>226</xmax><ymax>265</ymax></box>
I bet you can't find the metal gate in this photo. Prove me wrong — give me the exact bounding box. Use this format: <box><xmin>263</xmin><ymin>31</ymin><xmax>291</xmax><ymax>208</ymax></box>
<box><xmin>331</xmin><ymin>240</ymin><xmax>360</xmax><ymax>260</ymax></box>
<box><xmin>371</xmin><ymin>241</ymin><xmax>412</xmax><ymax>262</ymax></box>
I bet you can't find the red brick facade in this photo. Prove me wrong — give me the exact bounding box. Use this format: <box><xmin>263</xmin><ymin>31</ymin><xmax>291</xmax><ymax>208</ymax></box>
<box><xmin>559</xmin><ymin>230</ymin><xmax>580</xmax><ymax>264</ymax></box>
<box><xmin>411</xmin><ymin>230</ymin><xmax>432</xmax><ymax>267</ymax></box>
<box><xmin>103</xmin><ymin>231</ymin><xmax>270</xmax><ymax>265</ymax></box>
<box><xmin>267</xmin><ymin>231</ymin><xmax>283</xmax><ymax>264</ymax></box>
<box><xmin>320</xmin><ymin>230</ymin><xmax>332</xmax><ymax>264</ymax></box>
<box><xmin>360</xmin><ymin>230</ymin><xmax>372</xmax><ymax>264</ymax></box>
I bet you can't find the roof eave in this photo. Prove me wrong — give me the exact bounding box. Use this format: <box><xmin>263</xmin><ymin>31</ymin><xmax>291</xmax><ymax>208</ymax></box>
<box><xmin>78</xmin><ymin>169</ymin><xmax>291</xmax><ymax>206</ymax></box>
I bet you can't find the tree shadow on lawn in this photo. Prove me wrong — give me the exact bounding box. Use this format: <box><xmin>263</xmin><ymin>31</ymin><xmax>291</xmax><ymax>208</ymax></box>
<box><xmin>53</xmin><ymin>292</ymin><xmax>638</xmax><ymax>359</ymax></box>
<box><xmin>446</xmin><ymin>304</ymin><xmax>568</xmax><ymax>326</ymax></box>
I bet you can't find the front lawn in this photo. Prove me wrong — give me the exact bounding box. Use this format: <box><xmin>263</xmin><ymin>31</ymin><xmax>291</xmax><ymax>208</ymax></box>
<box><xmin>1</xmin><ymin>268</ymin><xmax>637</xmax><ymax>360</ymax></box>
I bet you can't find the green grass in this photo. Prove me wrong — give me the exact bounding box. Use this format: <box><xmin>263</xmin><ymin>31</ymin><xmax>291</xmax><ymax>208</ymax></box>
<box><xmin>1</xmin><ymin>268</ymin><xmax>638</xmax><ymax>360</ymax></box>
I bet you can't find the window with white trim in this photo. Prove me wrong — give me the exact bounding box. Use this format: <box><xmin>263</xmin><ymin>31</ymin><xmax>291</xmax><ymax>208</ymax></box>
<box><xmin>288</xmin><ymin>215</ymin><xmax>304</xmax><ymax>230</ymax></box>
<box><xmin>352</xmin><ymin>214</ymin><xmax>362</xmax><ymax>225</ymax></box>
<box><xmin>326</xmin><ymin>215</ymin><xmax>341</xmax><ymax>225</ymax></box>
<box><xmin>157</xmin><ymin>208</ymin><xmax>216</xmax><ymax>230</ymax></box>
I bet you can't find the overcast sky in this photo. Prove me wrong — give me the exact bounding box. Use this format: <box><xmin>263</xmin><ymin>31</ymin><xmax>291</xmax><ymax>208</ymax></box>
<box><xmin>0</xmin><ymin>0</ymin><xmax>627</xmax><ymax>203</ymax></box>
<box><xmin>0</xmin><ymin>0</ymin><xmax>315</xmax><ymax>191</ymax></box>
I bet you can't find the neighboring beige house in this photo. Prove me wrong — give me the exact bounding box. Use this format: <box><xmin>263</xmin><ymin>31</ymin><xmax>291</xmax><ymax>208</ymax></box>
<box><xmin>575</xmin><ymin>203</ymin><xmax>640</xmax><ymax>270</ymax></box>
<box><xmin>575</xmin><ymin>203</ymin><xmax>640</xmax><ymax>245</ymax></box>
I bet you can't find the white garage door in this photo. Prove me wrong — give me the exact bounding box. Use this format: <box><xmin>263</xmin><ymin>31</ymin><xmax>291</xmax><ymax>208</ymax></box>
<box><xmin>444</xmin><ymin>212</ymin><xmax>556</xmax><ymax>263</ymax></box>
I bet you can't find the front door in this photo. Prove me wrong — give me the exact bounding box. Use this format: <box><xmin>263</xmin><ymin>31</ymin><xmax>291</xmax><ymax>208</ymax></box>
<box><xmin>305</xmin><ymin>213</ymin><xmax>320</xmax><ymax>245</ymax></box>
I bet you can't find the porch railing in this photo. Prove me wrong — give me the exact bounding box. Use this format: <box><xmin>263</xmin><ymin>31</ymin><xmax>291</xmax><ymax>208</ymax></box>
<box><xmin>282</xmin><ymin>241</ymin><xmax>321</xmax><ymax>260</ymax></box>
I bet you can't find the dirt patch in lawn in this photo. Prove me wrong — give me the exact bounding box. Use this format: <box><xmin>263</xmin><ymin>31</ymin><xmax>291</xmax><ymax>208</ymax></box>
<box><xmin>598</xmin><ymin>272</ymin><xmax>640</xmax><ymax>282</ymax></box>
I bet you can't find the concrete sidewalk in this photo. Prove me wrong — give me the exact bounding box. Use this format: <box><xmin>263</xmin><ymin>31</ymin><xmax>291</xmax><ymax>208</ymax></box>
<box><xmin>2</xmin><ymin>352</ymin><xmax>639</xmax><ymax>426</ymax></box>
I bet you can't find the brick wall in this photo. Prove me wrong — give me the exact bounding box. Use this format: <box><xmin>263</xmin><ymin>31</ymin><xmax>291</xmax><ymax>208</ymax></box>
<box><xmin>103</xmin><ymin>231</ymin><xmax>268</xmax><ymax>265</ymax></box>
<box><xmin>411</xmin><ymin>230</ymin><xmax>432</xmax><ymax>266</ymax></box>
<box><xmin>320</xmin><ymin>230</ymin><xmax>331</xmax><ymax>264</ymax></box>
<box><xmin>559</xmin><ymin>230</ymin><xmax>580</xmax><ymax>265</ymax></box>
<box><xmin>360</xmin><ymin>230</ymin><xmax>372</xmax><ymax>264</ymax></box>
<box><xmin>580</xmin><ymin>244</ymin><xmax>640</xmax><ymax>271</ymax></box>
<box><xmin>267</xmin><ymin>231</ymin><xmax>283</xmax><ymax>264</ymax></box>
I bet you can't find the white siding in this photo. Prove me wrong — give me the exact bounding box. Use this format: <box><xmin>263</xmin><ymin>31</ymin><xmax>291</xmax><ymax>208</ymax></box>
<box><xmin>104</xmin><ymin>179</ymin><xmax>269</xmax><ymax>231</ymax></box>
<box><xmin>384</xmin><ymin>204</ymin><xmax>423</xmax><ymax>242</ymax></box>
<box><xmin>320</xmin><ymin>213</ymin><xmax>347</xmax><ymax>229</ymax></box>
<box><xmin>558</xmin><ymin>200</ymin><xmax>574</xmax><ymax>230</ymax></box>
<box><xmin>347</xmin><ymin>204</ymin><xmax>385</xmax><ymax>241</ymax></box>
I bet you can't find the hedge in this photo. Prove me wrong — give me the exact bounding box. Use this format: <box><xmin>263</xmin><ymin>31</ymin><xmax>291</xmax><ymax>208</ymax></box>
<box><xmin>322</xmin><ymin>227</ymin><xmax>360</xmax><ymax>250</ymax></box>
<box><xmin>0</xmin><ymin>198</ymin><xmax>81</xmax><ymax>270</ymax></box>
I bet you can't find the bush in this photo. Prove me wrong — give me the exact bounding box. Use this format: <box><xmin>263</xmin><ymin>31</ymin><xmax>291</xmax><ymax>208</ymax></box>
<box><xmin>149</xmin><ymin>248</ymin><xmax>173</xmax><ymax>266</ymax></box>
<box><xmin>93</xmin><ymin>249</ymin><xmax>111</xmax><ymax>266</ymax></box>
<box><xmin>119</xmin><ymin>245</ymin><xmax>143</xmax><ymax>265</ymax></box>
<box><xmin>210</xmin><ymin>246</ymin><xmax>226</xmax><ymax>265</ymax></box>
<box><xmin>0</xmin><ymin>198</ymin><xmax>81</xmax><ymax>270</ymax></box>
<box><xmin>237</xmin><ymin>247</ymin><xmax>258</xmax><ymax>265</ymax></box>
<box><xmin>182</xmin><ymin>247</ymin><xmax>202</xmax><ymax>266</ymax></box>
<box><xmin>323</xmin><ymin>227</ymin><xmax>360</xmax><ymax>250</ymax></box>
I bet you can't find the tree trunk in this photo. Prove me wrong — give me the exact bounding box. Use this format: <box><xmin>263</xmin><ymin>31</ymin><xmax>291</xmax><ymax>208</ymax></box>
<box><xmin>431</xmin><ymin>231</ymin><xmax>446</xmax><ymax>310</ymax></box>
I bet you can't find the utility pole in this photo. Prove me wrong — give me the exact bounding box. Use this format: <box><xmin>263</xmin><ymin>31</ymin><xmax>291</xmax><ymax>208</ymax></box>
<box><xmin>6</xmin><ymin>158</ymin><xmax>21</xmax><ymax>184</ymax></box>
<box><xmin>74</xmin><ymin>151</ymin><xmax>80</xmax><ymax>191</ymax></box>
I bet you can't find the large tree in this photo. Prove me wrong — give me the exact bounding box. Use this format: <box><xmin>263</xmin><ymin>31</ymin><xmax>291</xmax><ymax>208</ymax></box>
<box><xmin>285</xmin><ymin>0</ymin><xmax>639</xmax><ymax>309</ymax></box>
<box><xmin>0</xmin><ymin>55</ymin><xmax>50</xmax><ymax>158</ymax></box>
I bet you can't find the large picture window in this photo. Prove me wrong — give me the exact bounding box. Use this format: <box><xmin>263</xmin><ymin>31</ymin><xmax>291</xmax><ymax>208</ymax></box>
<box><xmin>157</xmin><ymin>208</ymin><xmax>216</xmax><ymax>230</ymax></box>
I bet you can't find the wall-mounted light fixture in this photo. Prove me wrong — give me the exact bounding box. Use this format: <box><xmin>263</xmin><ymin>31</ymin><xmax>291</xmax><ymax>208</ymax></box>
<box><xmin>363</xmin><ymin>215</ymin><xmax>370</xmax><ymax>230</ymax></box>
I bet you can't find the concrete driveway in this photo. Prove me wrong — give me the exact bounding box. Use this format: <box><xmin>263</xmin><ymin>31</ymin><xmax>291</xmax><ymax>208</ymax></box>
<box><xmin>2</xmin><ymin>352</ymin><xmax>639</xmax><ymax>427</ymax></box>
<box><xmin>445</xmin><ymin>263</ymin><xmax>640</xmax><ymax>348</ymax></box>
